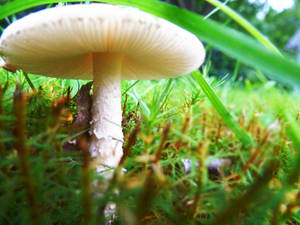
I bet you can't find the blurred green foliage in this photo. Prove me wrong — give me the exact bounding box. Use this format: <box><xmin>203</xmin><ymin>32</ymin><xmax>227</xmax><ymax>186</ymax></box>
<box><xmin>1</xmin><ymin>71</ymin><xmax>300</xmax><ymax>225</ymax></box>
<box><xmin>164</xmin><ymin>0</ymin><xmax>299</xmax><ymax>80</ymax></box>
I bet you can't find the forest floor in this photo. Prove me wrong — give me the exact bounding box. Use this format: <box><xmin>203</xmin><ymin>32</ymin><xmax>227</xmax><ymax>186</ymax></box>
<box><xmin>0</xmin><ymin>70</ymin><xmax>300</xmax><ymax>225</ymax></box>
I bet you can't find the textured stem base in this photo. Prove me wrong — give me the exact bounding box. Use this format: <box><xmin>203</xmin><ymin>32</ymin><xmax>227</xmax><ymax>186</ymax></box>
<box><xmin>89</xmin><ymin>53</ymin><xmax>123</xmax><ymax>175</ymax></box>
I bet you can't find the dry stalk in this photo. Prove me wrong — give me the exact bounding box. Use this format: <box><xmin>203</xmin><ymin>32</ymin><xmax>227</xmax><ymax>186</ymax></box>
<box><xmin>190</xmin><ymin>141</ymin><xmax>208</xmax><ymax>218</ymax></box>
<box><xmin>13</xmin><ymin>85</ymin><xmax>40</xmax><ymax>225</ymax></box>
<box><xmin>0</xmin><ymin>83</ymin><xmax>5</xmax><ymax>156</ymax></box>
<box><xmin>154</xmin><ymin>123</ymin><xmax>171</xmax><ymax>163</ymax></box>
<box><xmin>175</xmin><ymin>116</ymin><xmax>190</xmax><ymax>150</ymax></box>
<box><xmin>119</xmin><ymin>122</ymin><xmax>140</xmax><ymax>166</ymax></box>
<box><xmin>80</xmin><ymin>135</ymin><xmax>93</xmax><ymax>225</ymax></box>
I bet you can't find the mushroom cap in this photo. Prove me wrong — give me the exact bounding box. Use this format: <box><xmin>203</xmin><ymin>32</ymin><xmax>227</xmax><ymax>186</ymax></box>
<box><xmin>0</xmin><ymin>4</ymin><xmax>205</xmax><ymax>80</ymax></box>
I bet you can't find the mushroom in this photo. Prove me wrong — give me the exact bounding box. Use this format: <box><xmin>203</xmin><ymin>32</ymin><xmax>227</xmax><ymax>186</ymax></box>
<box><xmin>0</xmin><ymin>3</ymin><xmax>205</xmax><ymax>175</ymax></box>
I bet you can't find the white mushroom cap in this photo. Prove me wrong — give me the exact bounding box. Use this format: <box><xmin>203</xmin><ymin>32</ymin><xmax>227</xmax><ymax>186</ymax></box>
<box><xmin>0</xmin><ymin>3</ymin><xmax>205</xmax><ymax>80</ymax></box>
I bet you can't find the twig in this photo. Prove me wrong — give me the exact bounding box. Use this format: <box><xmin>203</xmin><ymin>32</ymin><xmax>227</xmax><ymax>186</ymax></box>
<box><xmin>23</xmin><ymin>72</ymin><xmax>36</xmax><ymax>92</ymax></box>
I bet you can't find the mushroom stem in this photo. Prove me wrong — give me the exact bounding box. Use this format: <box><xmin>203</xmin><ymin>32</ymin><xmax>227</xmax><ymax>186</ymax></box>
<box><xmin>89</xmin><ymin>53</ymin><xmax>124</xmax><ymax>176</ymax></box>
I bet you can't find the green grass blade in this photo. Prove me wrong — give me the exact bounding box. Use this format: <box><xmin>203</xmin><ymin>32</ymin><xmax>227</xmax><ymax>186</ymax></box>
<box><xmin>0</xmin><ymin>0</ymin><xmax>300</xmax><ymax>87</ymax></box>
<box><xmin>192</xmin><ymin>70</ymin><xmax>253</xmax><ymax>146</ymax></box>
<box><xmin>284</xmin><ymin>112</ymin><xmax>300</xmax><ymax>185</ymax></box>
<box><xmin>204</xmin><ymin>0</ymin><xmax>281</xmax><ymax>54</ymax></box>
<box><xmin>204</xmin><ymin>0</ymin><xmax>230</xmax><ymax>19</ymax></box>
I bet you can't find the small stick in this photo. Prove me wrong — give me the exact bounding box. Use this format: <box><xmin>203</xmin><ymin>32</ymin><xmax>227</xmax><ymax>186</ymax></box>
<box><xmin>23</xmin><ymin>72</ymin><xmax>36</xmax><ymax>92</ymax></box>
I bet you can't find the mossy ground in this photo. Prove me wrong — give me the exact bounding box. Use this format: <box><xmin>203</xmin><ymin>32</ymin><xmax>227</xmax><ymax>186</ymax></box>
<box><xmin>0</xmin><ymin>70</ymin><xmax>300</xmax><ymax>225</ymax></box>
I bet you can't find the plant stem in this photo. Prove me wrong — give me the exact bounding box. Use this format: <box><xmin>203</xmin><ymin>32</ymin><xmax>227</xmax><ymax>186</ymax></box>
<box><xmin>13</xmin><ymin>85</ymin><xmax>40</xmax><ymax>225</ymax></box>
<box><xmin>23</xmin><ymin>72</ymin><xmax>36</xmax><ymax>92</ymax></box>
<box><xmin>232</xmin><ymin>60</ymin><xmax>240</xmax><ymax>81</ymax></box>
<box><xmin>0</xmin><ymin>83</ymin><xmax>4</xmax><ymax>156</ymax></box>
<box><xmin>80</xmin><ymin>135</ymin><xmax>93</xmax><ymax>225</ymax></box>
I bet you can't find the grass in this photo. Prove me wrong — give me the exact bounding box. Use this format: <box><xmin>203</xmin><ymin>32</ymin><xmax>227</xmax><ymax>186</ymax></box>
<box><xmin>0</xmin><ymin>68</ymin><xmax>300</xmax><ymax>225</ymax></box>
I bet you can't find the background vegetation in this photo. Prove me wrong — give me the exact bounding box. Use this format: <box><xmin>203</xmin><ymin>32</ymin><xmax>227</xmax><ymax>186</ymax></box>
<box><xmin>0</xmin><ymin>0</ymin><xmax>300</xmax><ymax>225</ymax></box>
